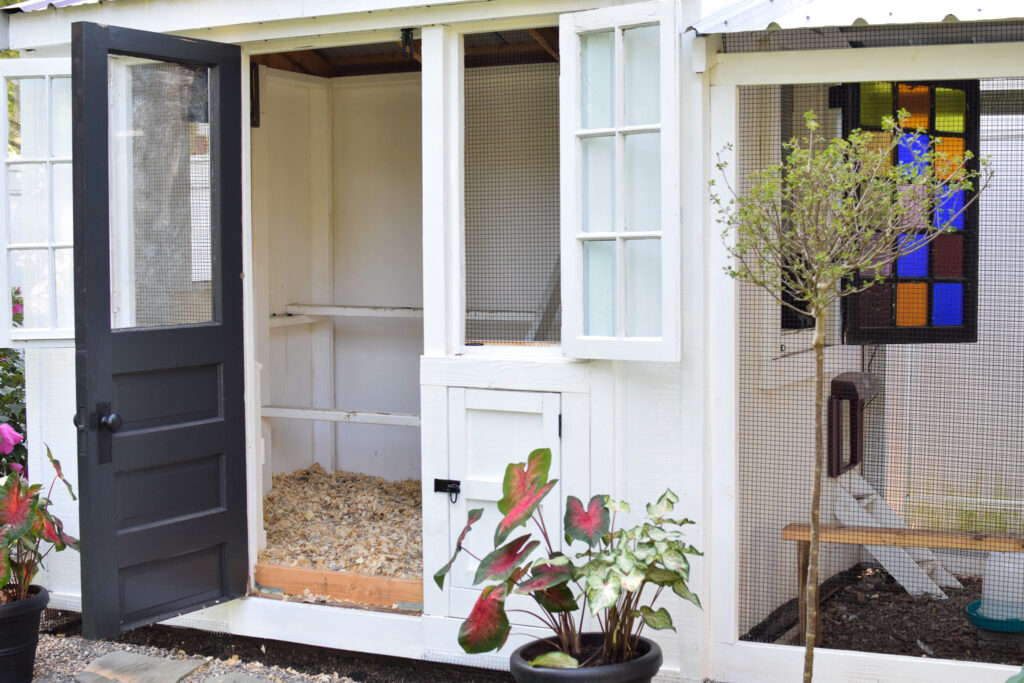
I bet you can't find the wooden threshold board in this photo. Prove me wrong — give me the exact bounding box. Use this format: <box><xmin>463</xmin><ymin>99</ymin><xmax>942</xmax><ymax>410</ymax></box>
<box><xmin>253</xmin><ymin>563</ymin><xmax>423</xmax><ymax>610</ymax></box>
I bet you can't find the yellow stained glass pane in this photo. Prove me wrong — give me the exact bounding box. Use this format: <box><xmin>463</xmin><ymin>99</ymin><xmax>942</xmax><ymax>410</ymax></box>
<box><xmin>898</xmin><ymin>84</ymin><xmax>930</xmax><ymax>130</ymax></box>
<box><xmin>860</xmin><ymin>82</ymin><xmax>892</xmax><ymax>127</ymax></box>
<box><xmin>935</xmin><ymin>88</ymin><xmax>965</xmax><ymax>133</ymax></box>
<box><xmin>935</xmin><ymin>136</ymin><xmax>965</xmax><ymax>180</ymax></box>
<box><xmin>864</xmin><ymin>131</ymin><xmax>893</xmax><ymax>169</ymax></box>
<box><xmin>896</xmin><ymin>282</ymin><xmax>928</xmax><ymax>327</ymax></box>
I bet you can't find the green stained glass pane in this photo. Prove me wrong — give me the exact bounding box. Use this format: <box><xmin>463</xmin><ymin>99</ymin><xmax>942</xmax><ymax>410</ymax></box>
<box><xmin>860</xmin><ymin>82</ymin><xmax>892</xmax><ymax>127</ymax></box>
<box><xmin>935</xmin><ymin>88</ymin><xmax>965</xmax><ymax>133</ymax></box>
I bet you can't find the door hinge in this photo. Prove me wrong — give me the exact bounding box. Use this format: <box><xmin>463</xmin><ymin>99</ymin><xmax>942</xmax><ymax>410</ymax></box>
<box><xmin>434</xmin><ymin>478</ymin><xmax>461</xmax><ymax>504</ymax></box>
<box><xmin>558</xmin><ymin>413</ymin><xmax>562</xmax><ymax>438</ymax></box>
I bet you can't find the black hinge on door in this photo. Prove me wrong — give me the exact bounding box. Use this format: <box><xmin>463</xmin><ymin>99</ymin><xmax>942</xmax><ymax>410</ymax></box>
<box><xmin>434</xmin><ymin>478</ymin><xmax>461</xmax><ymax>503</ymax></box>
<box><xmin>249</xmin><ymin>62</ymin><xmax>260</xmax><ymax>128</ymax></box>
<box><xmin>558</xmin><ymin>414</ymin><xmax>562</xmax><ymax>438</ymax></box>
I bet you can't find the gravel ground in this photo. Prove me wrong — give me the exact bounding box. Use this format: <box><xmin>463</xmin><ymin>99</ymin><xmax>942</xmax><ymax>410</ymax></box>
<box><xmin>35</xmin><ymin>611</ymin><xmax>513</xmax><ymax>682</ymax></box>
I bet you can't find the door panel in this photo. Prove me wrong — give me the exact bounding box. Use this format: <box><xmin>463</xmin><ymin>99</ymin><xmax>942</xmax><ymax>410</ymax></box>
<box><xmin>447</xmin><ymin>388</ymin><xmax>561</xmax><ymax>622</ymax></box>
<box><xmin>72</xmin><ymin>21</ymin><xmax>245</xmax><ymax>638</ymax></box>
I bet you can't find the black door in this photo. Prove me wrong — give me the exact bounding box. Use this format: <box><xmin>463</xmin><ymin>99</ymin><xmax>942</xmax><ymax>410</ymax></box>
<box><xmin>72</xmin><ymin>22</ymin><xmax>246</xmax><ymax>639</ymax></box>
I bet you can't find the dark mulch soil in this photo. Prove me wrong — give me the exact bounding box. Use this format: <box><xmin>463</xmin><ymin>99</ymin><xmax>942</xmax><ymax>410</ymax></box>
<box><xmin>41</xmin><ymin>610</ymin><xmax>513</xmax><ymax>682</ymax></box>
<box><xmin>819</xmin><ymin>567</ymin><xmax>1024</xmax><ymax>666</ymax></box>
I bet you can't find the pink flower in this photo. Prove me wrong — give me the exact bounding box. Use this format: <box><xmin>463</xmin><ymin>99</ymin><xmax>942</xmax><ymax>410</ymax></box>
<box><xmin>12</xmin><ymin>303</ymin><xmax>22</xmax><ymax>315</ymax></box>
<box><xmin>0</xmin><ymin>423</ymin><xmax>23</xmax><ymax>455</ymax></box>
<box><xmin>9</xmin><ymin>462</ymin><xmax>23</xmax><ymax>476</ymax></box>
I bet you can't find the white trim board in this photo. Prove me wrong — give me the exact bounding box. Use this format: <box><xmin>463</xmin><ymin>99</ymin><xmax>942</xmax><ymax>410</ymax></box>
<box><xmin>710</xmin><ymin>41</ymin><xmax>1024</xmax><ymax>87</ymax></box>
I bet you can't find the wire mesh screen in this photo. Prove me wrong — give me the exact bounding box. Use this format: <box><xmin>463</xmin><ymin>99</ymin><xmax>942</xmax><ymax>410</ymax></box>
<box><xmin>736</xmin><ymin>68</ymin><xmax>1024</xmax><ymax>663</ymax></box>
<box><xmin>463</xmin><ymin>30</ymin><xmax>560</xmax><ymax>344</ymax></box>
<box><xmin>108</xmin><ymin>59</ymin><xmax>213</xmax><ymax>330</ymax></box>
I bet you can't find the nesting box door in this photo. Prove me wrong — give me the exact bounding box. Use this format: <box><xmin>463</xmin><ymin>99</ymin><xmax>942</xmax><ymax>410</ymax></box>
<box><xmin>72</xmin><ymin>22</ymin><xmax>246</xmax><ymax>638</ymax></box>
<box><xmin>446</xmin><ymin>388</ymin><xmax>561</xmax><ymax>621</ymax></box>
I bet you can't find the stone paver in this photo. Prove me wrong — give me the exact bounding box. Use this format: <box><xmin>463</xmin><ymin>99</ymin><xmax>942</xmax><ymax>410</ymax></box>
<box><xmin>74</xmin><ymin>651</ymin><xmax>204</xmax><ymax>683</ymax></box>
<box><xmin>201</xmin><ymin>676</ymin><xmax>267</xmax><ymax>683</ymax></box>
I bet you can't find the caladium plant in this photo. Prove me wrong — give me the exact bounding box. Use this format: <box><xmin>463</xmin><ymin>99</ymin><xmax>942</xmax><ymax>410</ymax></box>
<box><xmin>0</xmin><ymin>444</ymin><xmax>79</xmax><ymax>603</ymax></box>
<box><xmin>434</xmin><ymin>448</ymin><xmax>701</xmax><ymax>669</ymax></box>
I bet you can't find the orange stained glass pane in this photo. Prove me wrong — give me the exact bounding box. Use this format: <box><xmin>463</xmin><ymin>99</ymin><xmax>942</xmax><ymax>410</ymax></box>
<box><xmin>864</xmin><ymin>131</ymin><xmax>893</xmax><ymax>169</ymax></box>
<box><xmin>896</xmin><ymin>282</ymin><xmax>928</xmax><ymax>326</ymax></box>
<box><xmin>898</xmin><ymin>84</ymin><xmax>930</xmax><ymax>130</ymax></box>
<box><xmin>935</xmin><ymin>136</ymin><xmax>965</xmax><ymax>180</ymax></box>
<box><xmin>935</xmin><ymin>87</ymin><xmax>966</xmax><ymax>132</ymax></box>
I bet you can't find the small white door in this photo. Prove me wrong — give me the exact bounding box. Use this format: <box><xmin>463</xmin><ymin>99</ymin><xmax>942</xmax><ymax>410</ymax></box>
<box><xmin>447</xmin><ymin>388</ymin><xmax>561</xmax><ymax>621</ymax></box>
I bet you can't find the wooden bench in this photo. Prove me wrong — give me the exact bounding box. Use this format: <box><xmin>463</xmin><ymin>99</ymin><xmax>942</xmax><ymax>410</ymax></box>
<box><xmin>781</xmin><ymin>523</ymin><xmax>1024</xmax><ymax>643</ymax></box>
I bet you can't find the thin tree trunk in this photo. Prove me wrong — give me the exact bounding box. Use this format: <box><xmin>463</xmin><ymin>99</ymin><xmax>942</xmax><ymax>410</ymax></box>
<box><xmin>803</xmin><ymin>308</ymin><xmax>826</xmax><ymax>683</ymax></box>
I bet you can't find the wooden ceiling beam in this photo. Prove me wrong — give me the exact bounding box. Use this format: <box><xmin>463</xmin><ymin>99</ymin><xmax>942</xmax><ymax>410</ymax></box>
<box><xmin>528</xmin><ymin>28</ymin><xmax>559</xmax><ymax>61</ymax></box>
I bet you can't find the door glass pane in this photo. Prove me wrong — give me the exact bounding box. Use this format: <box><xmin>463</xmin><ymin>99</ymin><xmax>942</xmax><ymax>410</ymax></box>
<box><xmin>51</xmin><ymin>77</ymin><xmax>72</xmax><ymax>158</ymax></box>
<box><xmin>52</xmin><ymin>162</ymin><xmax>72</xmax><ymax>243</ymax></box>
<box><xmin>582</xmin><ymin>135</ymin><xmax>614</xmax><ymax>233</ymax></box>
<box><xmin>624</xmin><ymin>25</ymin><xmax>659</xmax><ymax>126</ymax></box>
<box><xmin>8</xmin><ymin>78</ymin><xmax>46</xmax><ymax>159</ymax></box>
<box><xmin>625</xmin><ymin>132</ymin><xmax>660</xmax><ymax>231</ymax></box>
<box><xmin>625</xmin><ymin>238</ymin><xmax>660</xmax><ymax>336</ymax></box>
<box><xmin>108</xmin><ymin>57</ymin><xmax>213</xmax><ymax>329</ymax></box>
<box><xmin>8</xmin><ymin>163</ymin><xmax>48</xmax><ymax>244</ymax></box>
<box><xmin>581</xmin><ymin>31</ymin><xmax>614</xmax><ymax>129</ymax></box>
<box><xmin>583</xmin><ymin>239</ymin><xmax>616</xmax><ymax>336</ymax></box>
<box><xmin>55</xmin><ymin>247</ymin><xmax>73</xmax><ymax>328</ymax></box>
<box><xmin>9</xmin><ymin>249</ymin><xmax>49</xmax><ymax>328</ymax></box>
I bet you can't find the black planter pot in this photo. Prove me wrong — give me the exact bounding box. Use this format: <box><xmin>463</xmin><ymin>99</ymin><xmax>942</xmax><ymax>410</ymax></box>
<box><xmin>0</xmin><ymin>586</ymin><xmax>49</xmax><ymax>683</ymax></box>
<box><xmin>509</xmin><ymin>633</ymin><xmax>663</xmax><ymax>683</ymax></box>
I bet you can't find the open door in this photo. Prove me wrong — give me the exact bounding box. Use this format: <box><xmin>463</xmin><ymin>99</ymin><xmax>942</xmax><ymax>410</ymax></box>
<box><xmin>72</xmin><ymin>22</ymin><xmax>245</xmax><ymax>638</ymax></box>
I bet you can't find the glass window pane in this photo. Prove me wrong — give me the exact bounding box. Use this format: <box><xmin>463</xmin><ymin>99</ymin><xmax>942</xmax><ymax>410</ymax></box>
<box><xmin>582</xmin><ymin>135</ymin><xmax>615</xmax><ymax>233</ymax></box>
<box><xmin>55</xmin><ymin>247</ymin><xmax>73</xmax><ymax>329</ymax></box>
<box><xmin>935</xmin><ymin>87</ymin><xmax>965</xmax><ymax>133</ymax></box>
<box><xmin>858</xmin><ymin>282</ymin><xmax>893</xmax><ymax>327</ymax></box>
<box><xmin>625</xmin><ymin>238</ymin><xmax>660</xmax><ymax>336</ymax></box>
<box><xmin>581</xmin><ymin>31</ymin><xmax>614</xmax><ymax>129</ymax></box>
<box><xmin>51</xmin><ymin>77</ymin><xmax>72</xmax><ymax>158</ymax></box>
<box><xmin>8</xmin><ymin>164</ymin><xmax>48</xmax><ymax>244</ymax></box>
<box><xmin>625</xmin><ymin>132</ymin><xmax>660</xmax><ymax>231</ymax></box>
<box><xmin>896</xmin><ymin>282</ymin><xmax>927</xmax><ymax>327</ymax></box>
<box><xmin>584</xmin><ymin>240</ymin><xmax>616</xmax><ymax>336</ymax></box>
<box><xmin>932</xmin><ymin>282</ymin><xmax>963</xmax><ymax>327</ymax></box>
<box><xmin>8</xmin><ymin>78</ymin><xmax>46</xmax><ymax>159</ymax></box>
<box><xmin>9</xmin><ymin>249</ymin><xmax>49</xmax><ymax>328</ymax></box>
<box><xmin>860</xmin><ymin>82</ymin><xmax>892</xmax><ymax>128</ymax></box>
<box><xmin>932</xmin><ymin>233</ymin><xmax>963</xmax><ymax>277</ymax></box>
<box><xmin>108</xmin><ymin>58</ymin><xmax>213</xmax><ymax>329</ymax></box>
<box><xmin>896</xmin><ymin>234</ymin><xmax>928</xmax><ymax>277</ymax></box>
<box><xmin>898</xmin><ymin>84</ymin><xmax>929</xmax><ymax>130</ymax></box>
<box><xmin>624</xmin><ymin>25</ymin><xmax>659</xmax><ymax>126</ymax></box>
<box><xmin>53</xmin><ymin>162</ymin><xmax>72</xmax><ymax>243</ymax></box>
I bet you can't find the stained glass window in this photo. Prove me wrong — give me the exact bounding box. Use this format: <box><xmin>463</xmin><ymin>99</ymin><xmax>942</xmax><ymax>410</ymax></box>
<box><xmin>843</xmin><ymin>80</ymin><xmax>979</xmax><ymax>344</ymax></box>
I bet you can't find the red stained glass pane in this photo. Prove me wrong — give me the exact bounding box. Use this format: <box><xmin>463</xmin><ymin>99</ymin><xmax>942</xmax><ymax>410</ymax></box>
<box><xmin>859</xmin><ymin>283</ymin><xmax>893</xmax><ymax>327</ymax></box>
<box><xmin>932</xmin><ymin>233</ymin><xmax>963</xmax><ymax>278</ymax></box>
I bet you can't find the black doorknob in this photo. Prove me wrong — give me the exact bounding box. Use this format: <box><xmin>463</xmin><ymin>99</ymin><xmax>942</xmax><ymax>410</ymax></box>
<box><xmin>99</xmin><ymin>413</ymin><xmax>123</xmax><ymax>433</ymax></box>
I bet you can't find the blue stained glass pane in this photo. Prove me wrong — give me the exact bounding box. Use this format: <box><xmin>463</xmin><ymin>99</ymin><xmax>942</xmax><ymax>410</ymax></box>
<box><xmin>933</xmin><ymin>282</ymin><xmax>963</xmax><ymax>326</ymax></box>
<box><xmin>898</xmin><ymin>134</ymin><xmax>929</xmax><ymax>174</ymax></box>
<box><xmin>896</xmin><ymin>234</ymin><xmax>928</xmax><ymax>277</ymax></box>
<box><xmin>934</xmin><ymin>189</ymin><xmax>965</xmax><ymax>230</ymax></box>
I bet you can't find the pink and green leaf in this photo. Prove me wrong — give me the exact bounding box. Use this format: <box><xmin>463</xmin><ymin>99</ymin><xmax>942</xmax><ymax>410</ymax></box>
<box><xmin>532</xmin><ymin>583</ymin><xmax>578</xmax><ymax>613</ymax></box>
<box><xmin>494</xmin><ymin>479</ymin><xmax>556</xmax><ymax>546</ymax></box>
<box><xmin>564</xmin><ymin>495</ymin><xmax>610</xmax><ymax>546</ymax></box>
<box><xmin>0</xmin><ymin>528</ymin><xmax>11</xmax><ymax>587</ymax></box>
<box><xmin>515</xmin><ymin>562</ymin><xmax>572</xmax><ymax>594</ymax></box>
<box><xmin>0</xmin><ymin>476</ymin><xmax>35</xmax><ymax>537</ymax></box>
<box><xmin>457</xmin><ymin>583</ymin><xmax>510</xmax><ymax>654</ymax></box>
<box><xmin>497</xmin><ymin>448</ymin><xmax>551</xmax><ymax>515</ymax></box>
<box><xmin>434</xmin><ymin>507</ymin><xmax>483</xmax><ymax>589</ymax></box>
<box><xmin>529</xmin><ymin>652</ymin><xmax>579</xmax><ymax>669</ymax></box>
<box><xmin>475</xmin><ymin>534</ymin><xmax>539</xmax><ymax>585</ymax></box>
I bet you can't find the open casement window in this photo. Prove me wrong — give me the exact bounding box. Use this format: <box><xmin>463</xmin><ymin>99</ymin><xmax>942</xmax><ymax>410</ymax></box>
<box><xmin>842</xmin><ymin>81</ymin><xmax>980</xmax><ymax>344</ymax></box>
<box><xmin>559</xmin><ymin>0</ymin><xmax>680</xmax><ymax>361</ymax></box>
<box><xmin>0</xmin><ymin>58</ymin><xmax>74</xmax><ymax>347</ymax></box>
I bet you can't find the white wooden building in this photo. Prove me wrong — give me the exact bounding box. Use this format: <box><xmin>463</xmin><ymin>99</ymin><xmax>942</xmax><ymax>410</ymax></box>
<box><xmin>2</xmin><ymin>0</ymin><xmax>1023</xmax><ymax>681</ymax></box>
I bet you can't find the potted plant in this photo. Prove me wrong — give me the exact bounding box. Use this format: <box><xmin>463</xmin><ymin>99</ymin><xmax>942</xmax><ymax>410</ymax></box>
<box><xmin>0</xmin><ymin>444</ymin><xmax>79</xmax><ymax>683</ymax></box>
<box><xmin>434</xmin><ymin>448</ymin><xmax>701</xmax><ymax>682</ymax></box>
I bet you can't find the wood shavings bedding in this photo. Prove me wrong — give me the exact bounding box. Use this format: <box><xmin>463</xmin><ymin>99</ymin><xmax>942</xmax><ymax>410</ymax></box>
<box><xmin>259</xmin><ymin>464</ymin><xmax>423</xmax><ymax>580</ymax></box>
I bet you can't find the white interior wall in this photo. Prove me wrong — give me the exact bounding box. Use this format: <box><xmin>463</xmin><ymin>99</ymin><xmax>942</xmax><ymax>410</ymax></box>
<box><xmin>331</xmin><ymin>73</ymin><xmax>422</xmax><ymax>480</ymax></box>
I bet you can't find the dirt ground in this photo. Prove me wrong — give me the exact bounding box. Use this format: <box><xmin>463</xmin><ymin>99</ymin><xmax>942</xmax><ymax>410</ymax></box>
<box><xmin>819</xmin><ymin>567</ymin><xmax>1024</xmax><ymax>666</ymax></box>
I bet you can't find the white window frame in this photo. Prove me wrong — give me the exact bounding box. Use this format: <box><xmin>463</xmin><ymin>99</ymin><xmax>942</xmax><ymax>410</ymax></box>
<box><xmin>560</xmin><ymin>0</ymin><xmax>680</xmax><ymax>362</ymax></box>
<box><xmin>0</xmin><ymin>58</ymin><xmax>73</xmax><ymax>348</ymax></box>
